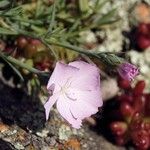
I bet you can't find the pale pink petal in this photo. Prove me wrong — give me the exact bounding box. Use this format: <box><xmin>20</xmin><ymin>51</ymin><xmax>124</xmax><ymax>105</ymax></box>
<box><xmin>70</xmin><ymin>98</ymin><xmax>99</xmax><ymax>120</ymax></box>
<box><xmin>67</xmin><ymin>88</ymin><xmax>102</xmax><ymax>107</ymax></box>
<box><xmin>47</xmin><ymin>62</ymin><xmax>79</xmax><ymax>92</ymax></box>
<box><xmin>65</xmin><ymin>88</ymin><xmax>102</xmax><ymax>119</ymax></box>
<box><xmin>69</xmin><ymin>61</ymin><xmax>100</xmax><ymax>91</ymax></box>
<box><xmin>45</xmin><ymin>60</ymin><xmax>103</xmax><ymax>128</ymax></box>
<box><xmin>56</xmin><ymin>96</ymin><xmax>82</xmax><ymax>129</ymax></box>
<box><xmin>69</xmin><ymin>61</ymin><xmax>97</xmax><ymax>71</ymax></box>
<box><xmin>44</xmin><ymin>94</ymin><xmax>58</xmax><ymax>120</ymax></box>
<box><xmin>72</xmin><ymin>74</ymin><xmax>99</xmax><ymax>91</ymax></box>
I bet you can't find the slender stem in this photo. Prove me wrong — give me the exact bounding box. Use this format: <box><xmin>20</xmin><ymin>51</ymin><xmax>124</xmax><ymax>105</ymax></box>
<box><xmin>41</xmin><ymin>39</ymin><xmax>59</xmax><ymax>61</ymax></box>
<box><xmin>47</xmin><ymin>40</ymin><xmax>94</xmax><ymax>56</ymax></box>
<box><xmin>0</xmin><ymin>53</ymin><xmax>48</xmax><ymax>75</ymax></box>
<box><xmin>45</xmin><ymin>40</ymin><xmax>123</xmax><ymax>67</ymax></box>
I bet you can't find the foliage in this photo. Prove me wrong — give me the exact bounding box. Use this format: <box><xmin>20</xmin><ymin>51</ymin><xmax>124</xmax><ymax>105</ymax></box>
<box><xmin>0</xmin><ymin>0</ymin><xmax>123</xmax><ymax>77</ymax></box>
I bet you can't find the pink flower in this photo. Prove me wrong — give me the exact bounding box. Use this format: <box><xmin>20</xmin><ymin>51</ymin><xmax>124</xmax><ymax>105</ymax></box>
<box><xmin>117</xmin><ymin>62</ymin><xmax>139</xmax><ymax>81</ymax></box>
<box><xmin>44</xmin><ymin>61</ymin><xmax>103</xmax><ymax>128</ymax></box>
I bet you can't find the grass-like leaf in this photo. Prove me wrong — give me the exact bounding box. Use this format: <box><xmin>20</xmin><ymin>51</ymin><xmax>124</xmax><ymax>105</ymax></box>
<box><xmin>0</xmin><ymin>27</ymin><xmax>17</xmax><ymax>35</ymax></box>
<box><xmin>0</xmin><ymin>54</ymin><xmax>24</xmax><ymax>81</ymax></box>
<box><xmin>94</xmin><ymin>8</ymin><xmax>118</xmax><ymax>26</ymax></box>
<box><xmin>0</xmin><ymin>0</ymin><xmax>11</xmax><ymax>9</ymax></box>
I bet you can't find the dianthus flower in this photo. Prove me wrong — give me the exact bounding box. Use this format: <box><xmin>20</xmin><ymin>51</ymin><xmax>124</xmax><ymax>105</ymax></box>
<box><xmin>117</xmin><ymin>62</ymin><xmax>139</xmax><ymax>81</ymax></box>
<box><xmin>44</xmin><ymin>61</ymin><xmax>103</xmax><ymax>128</ymax></box>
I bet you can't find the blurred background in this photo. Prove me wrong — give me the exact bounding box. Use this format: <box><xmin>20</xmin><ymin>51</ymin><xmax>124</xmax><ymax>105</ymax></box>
<box><xmin>0</xmin><ymin>0</ymin><xmax>150</xmax><ymax>150</ymax></box>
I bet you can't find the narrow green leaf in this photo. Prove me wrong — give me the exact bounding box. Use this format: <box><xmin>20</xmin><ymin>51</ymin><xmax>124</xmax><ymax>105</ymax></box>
<box><xmin>0</xmin><ymin>27</ymin><xmax>17</xmax><ymax>35</ymax></box>
<box><xmin>79</xmin><ymin>0</ymin><xmax>89</xmax><ymax>13</ymax></box>
<box><xmin>0</xmin><ymin>0</ymin><xmax>11</xmax><ymax>9</ymax></box>
<box><xmin>0</xmin><ymin>6</ymin><xmax>23</xmax><ymax>17</ymax></box>
<box><xmin>48</xmin><ymin>1</ymin><xmax>56</xmax><ymax>32</ymax></box>
<box><xmin>35</xmin><ymin>0</ymin><xmax>44</xmax><ymax>18</ymax></box>
<box><xmin>98</xmin><ymin>18</ymin><xmax>120</xmax><ymax>26</ymax></box>
<box><xmin>94</xmin><ymin>8</ymin><xmax>117</xmax><ymax>25</ymax></box>
<box><xmin>94</xmin><ymin>0</ymin><xmax>109</xmax><ymax>12</ymax></box>
<box><xmin>69</xmin><ymin>19</ymin><xmax>80</xmax><ymax>32</ymax></box>
<box><xmin>0</xmin><ymin>53</ymin><xmax>47</xmax><ymax>75</ymax></box>
<box><xmin>1</xmin><ymin>55</ymin><xmax>24</xmax><ymax>81</ymax></box>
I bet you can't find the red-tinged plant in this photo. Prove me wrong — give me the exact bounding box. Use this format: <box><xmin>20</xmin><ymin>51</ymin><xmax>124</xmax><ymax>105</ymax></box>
<box><xmin>120</xmin><ymin>101</ymin><xmax>134</xmax><ymax>117</ymax></box>
<box><xmin>16</xmin><ymin>37</ymin><xmax>45</xmax><ymax>58</ymax></box>
<box><xmin>109</xmin><ymin>79</ymin><xmax>150</xmax><ymax>149</ymax></box>
<box><xmin>110</xmin><ymin>121</ymin><xmax>127</xmax><ymax>136</ymax></box>
<box><xmin>145</xmin><ymin>94</ymin><xmax>150</xmax><ymax>116</ymax></box>
<box><xmin>133</xmin><ymin>96</ymin><xmax>145</xmax><ymax>113</ymax></box>
<box><xmin>117</xmin><ymin>78</ymin><xmax>131</xmax><ymax>89</ymax></box>
<box><xmin>131</xmin><ymin>130</ymin><xmax>150</xmax><ymax>150</ymax></box>
<box><xmin>115</xmin><ymin>136</ymin><xmax>126</xmax><ymax>146</ymax></box>
<box><xmin>24</xmin><ymin>44</ymin><xmax>37</xmax><ymax>58</ymax></box>
<box><xmin>136</xmin><ymin>23</ymin><xmax>150</xmax><ymax>50</ymax></box>
<box><xmin>137</xmin><ymin>34</ymin><xmax>150</xmax><ymax>49</ymax></box>
<box><xmin>117</xmin><ymin>94</ymin><xmax>133</xmax><ymax>103</ymax></box>
<box><xmin>16</xmin><ymin>36</ymin><xmax>28</xmax><ymax>49</ymax></box>
<box><xmin>138</xmin><ymin>23</ymin><xmax>150</xmax><ymax>36</ymax></box>
<box><xmin>133</xmin><ymin>80</ymin><xmax>146</xmax><ymax>96</ymax></box>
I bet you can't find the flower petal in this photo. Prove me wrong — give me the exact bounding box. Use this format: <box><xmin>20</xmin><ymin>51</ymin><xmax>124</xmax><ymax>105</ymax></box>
<box><xmin>67</xmin><ymin>88</ymin><xmax>102</xmax><ymax>107</ymax></box>
<box><xmin>117</xmin><ymin>62</ymin><xmax>139</xmax><ymax>81</ymax></box>
<box><xmin>47</xmin><ymin>62</ymin><xmax>79</xmax><ymax>92</ymax></box>
<box><xmin>45</xmin><ymin>60</ymin><xmax>103</xmax><ymax>129</ymax></box>
<box><xmin>69</xmin><ymin>61</ymin><xmax>100</xmax><ymax>91</ymax></box>
<box><xmin>68</xmin><ymin>90</ymin><xmax>102</xmax><ymax>119</ymax></box>
<box><xmin>44</xmin><ymin>94</ymin><xmax>58</xmax><ymax>120</ymax></box>
<box><xmin>69</xmin><ymin>61</ymin><xmax>96</xmax><ymax>70</ymax></box>
<box><xmin>56</xmin><ymin>96</ymin><xmax>82</xmax><ymax>129</ymax></box>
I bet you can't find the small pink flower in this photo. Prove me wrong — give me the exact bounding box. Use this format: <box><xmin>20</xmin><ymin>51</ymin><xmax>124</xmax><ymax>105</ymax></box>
<box><xmin>117</xmin><ymin>62</ymin><xmax>139</xmax><ymax>81</ymax></box>
<box><xmin>44</xmin><ymin>61</ymin><xmax>103</xmax><ymax>128</ymax></box>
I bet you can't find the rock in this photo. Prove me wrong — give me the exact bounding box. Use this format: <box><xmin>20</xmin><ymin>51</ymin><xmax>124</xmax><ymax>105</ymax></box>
<box><xmin>101</xmin><ymin>78</ymin><xmax>119</xmax><ymax>101</ymax></box>
<box><xmin>0</xmin><ymin>123</ymin><xmax>9</xmax><ymax>133</ymax></box>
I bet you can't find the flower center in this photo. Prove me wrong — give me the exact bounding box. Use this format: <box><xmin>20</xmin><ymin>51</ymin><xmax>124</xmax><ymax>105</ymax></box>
<box><xmin>59</xmin><ymin>77</ymin><xmax>76</xmax><ymax>101</ymax></box>
<box><xmin>60</xmin><ymin>85</ymin><xmax>69</xmax><ymax>94</ymax></box>
<box><xmin>58</xmin><ymin>77</ymin><xmax>71</xmax><ymax>95</ymax></box>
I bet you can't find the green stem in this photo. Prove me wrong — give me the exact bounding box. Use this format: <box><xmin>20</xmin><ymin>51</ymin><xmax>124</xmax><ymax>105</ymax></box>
<box><xmin>47</xmin><ymin>40</ymin><xmax>94</xmax><ymax>56</ymax></box>
<box><xmin>41</xmin><ymin>39</ymin><xmax>59</xmax><ymax>61</ymax></box>
<box><xmin>46</xmin><ymin>40</ymin><xmax>123</xmax><ymax>67</ymax></box>
<box><xmin>0</xmin><ymin>53</ymin><xmax>48</xmax><ymax>76</ymax></box>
